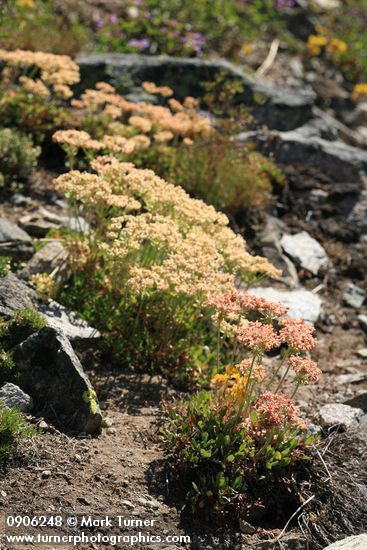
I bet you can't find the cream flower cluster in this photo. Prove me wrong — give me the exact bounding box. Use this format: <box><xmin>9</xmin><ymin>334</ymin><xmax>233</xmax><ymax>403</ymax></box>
<box><xmin>0</xmin><ymin>49</ymin><xmax>80</xmax><ymax>99</ymax></box>
<box><xmin>69</xmin><ymin>80</ymin><xmax>212</xmax><ymax>143</ymax></box>
<box><xmin>55</xmin><ymin>158</ymin><xmax>279</xmax><ymax>304</ymax></box>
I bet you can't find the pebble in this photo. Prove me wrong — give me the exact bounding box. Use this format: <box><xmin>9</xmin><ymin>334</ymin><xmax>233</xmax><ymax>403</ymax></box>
<box><xmin>138</xmin><ymin>497</ymin><xmax>159</xmax><ymax>510</ymax></box>
<box><xmin>38</xmin><ymin>420</ymin><xmax>48</xmax><ymax>430</ymax></box>
<box><xmin>106</xmin><ymin>427</ymin><xmax>116</xmax><ymax>435</ymax></box>
<box><xmin>102</xmin><ymin>417</ymin><xmax>114</xmax><ymax>428</ymax></box>
<box><xmin>239</xmin><ymin>520</ymin><xmax>256</xmax><ymax>534</ymax></box>
<box><xmin>343</xmin><ymin>283</ymin><xmax>366</xmax><ymax>309</ymax></box>
<box><xmin>356</xmin><ymin>349</ymin><xmax>367</xmax><ymax>359</ymax></box>
<box><xmin>358</xmin><ymin>314</ymin><xmax>367</xmax><ymax>333</ymax></box>
<box><xmin>41</xmin><ymin>470</ymin><xmax>52</xmax><ymax>479</ymax></box>
<box><xmin>121</xmin><ymin>500</ymin><xmax>135</xmax><ymax>509</ymax></box>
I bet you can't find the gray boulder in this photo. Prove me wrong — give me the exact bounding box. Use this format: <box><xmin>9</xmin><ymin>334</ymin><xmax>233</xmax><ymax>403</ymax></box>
<box><xmin>0</xmin><ymin>273</ymin><xmax>38</xmax><ymax>318</ymax></box>
<box><xmin>0</xmin><ymin>219</ymin><xmax>33</xmax><ymax>260</ymax></box>
<box><xmin>323</xmin><ymin>534</ymin><xmax>367</xmax><ymax>550</ymax></box>
<box><xmin>318</xmin><ymin>403</ymin><xmax>363</xmax><ymax>430</ymax></box>
<box><xmin>0</xmin><ymin>383</ymin><xmax>33</xmax><ymax>413</ymax></box>
<box><xmin>0</xmin><ymin>274</ymin><xmax>99</xmax><ymax>342</ymax></box>
<box><xmin>38</xmin><ymin>300</ymin><xmax>100</xmax><ymax>341</ymax></box>
<box><xmin>18</xmin><ymin>241</ymin><xmax>69</xmax><ymax>285</ymax></box>
<box><xmin>248</xmin><ymin>287</ymin><xmax>322</xmax><ymax>325</ymax></box>
<box><xmin>280</xmin><ymin>231</ymin><xmax>329</xmax><ymax>275</ymax></box>
<box><xmin>242</xmin><ymin>124</ymin><xmax>367</xmax><ymax>182</ymax></box>
<box><xmin>76</xmin><ymin>54</ymin><xmax>315</xmax><ymax>131</ymax></box>
<box><xmin>19</xmin><ymin>208</ymin><xmax>90</xmax><ymax>238</ymax></box>
<box><xmin>13</xmin><ymin>327</ymin><xmax>102</xmax><ymax>434</ymax></box>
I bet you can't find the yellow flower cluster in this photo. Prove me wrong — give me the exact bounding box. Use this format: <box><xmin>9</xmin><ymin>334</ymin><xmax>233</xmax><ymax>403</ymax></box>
<box><xmin>353</xmin><ymin>83</ymin><xmax>367</xmax><ymax>101</ymax></box>
<box><xmin>0</xmin><ymin>49</ymin><xmax>80</xmax><ymax>99</ymax></box>
<box><xmin>30</xmin><ymin>273</ymin><xmax>58</xmax><ymax>301</ymax></box>
<box><xmin>307</xmin><ymin>34</ymin><xmax>347</xmax><ymax>58</ymax></box>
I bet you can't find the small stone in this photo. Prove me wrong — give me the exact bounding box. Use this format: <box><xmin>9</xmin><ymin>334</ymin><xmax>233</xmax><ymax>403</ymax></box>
<box><xmin>121</xmin><ymin>500</ymin><xmax>135</xmax><ymax>509</ymax></box>
<box><xmin>18</xmin><ymin>241</ymin><xmax>69</xmax><ymax>285</ymax></box>
<box><xmin>343</xmin><ymin>283</ymin><xmax>366</xmax><ymax>309</ymax></box>
<box><xmin>41</xmin><ymin>470</ymin><xmax>51</xmax><ymax>479</ymax></box>
<box><xmin>1</xmin><ymin>490</ymin><xmax>7</xmax><ymax>497</ymax></box>
<box><xmin>323</xmin><ymin>534</ymin><xmax>367</xmax><ymax>550</ymax></box>
<box><xmin>281</xmin><ymin>231</ymin><xmax>328</xmax><ymax>275</ymax></box>
<box><xmin>11</xmin><ymin>193</ymin><xmax>29</xmax><ymax>207</ymax></box>
<box><xmin>77</xmin><ymin>496</ymin><xmax>90</xmax><ymax>505</ymax></box>
<box><xmin>239</xmin><ymin>520</ymin><xmax>256</xmax><ymax>534</ymax></box>
<box><xmin>319</xmin><ymin>403</ymin><xmax>363</xmax><ymax>430</ymax></box>
<box><xmin>38</xmin><ymin>420</ymin><xmax>48</xmax><ymax>430</ymax></box>
<box><xmin>106</xmin><ymin>427</ymin><xmax>116</xmax><ymax>435</ymax></box>
<box><xmin>345</xmin><ymin>392</ymin><xmax>367</xmax><ymax>412</ymax></box>
<box><xmin>356</xmin><ymin>349</ymin><xmax>367</xmax><ymax>359</ymax></box>
<box><xmin>249</xmin><ymin>287</ymin><xmax>322</xmax><ymax>325</ymax></box>
<box><xmin>0</xmin><ymin>219</ymin><xmax>33</xmax><ymax>259</ymax></box>
<box><xmin>101</xmin><ymin>417</ymin><xmax>114</xmax><ymax>428</ymax></box>
<box><xmin>335</xmin><ymin>373</ymin><xmax>367</xmax><ymax>385</ymax></box>
<box><xmin>358</xmin><ymin>314</ymin><xmax>367</xmax><ymax>333</ymax></box>
<box><xmin>0</xmin><ymin>383</ymin><xmax>33</xmax><ymax>413</ymax></box>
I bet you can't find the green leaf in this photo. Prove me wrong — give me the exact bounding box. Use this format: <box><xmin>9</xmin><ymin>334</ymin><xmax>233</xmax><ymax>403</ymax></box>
<box><xmin>200</xmin><ymin>448</ymin><xmax>212</xmax><ymax>458</ymax></box>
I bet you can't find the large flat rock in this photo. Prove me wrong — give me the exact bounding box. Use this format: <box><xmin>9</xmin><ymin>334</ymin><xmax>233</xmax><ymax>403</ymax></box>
<box><xmin>76</xmin><ymin>53</ymin><xmax>315</xmax><ymax>131</ymax></box>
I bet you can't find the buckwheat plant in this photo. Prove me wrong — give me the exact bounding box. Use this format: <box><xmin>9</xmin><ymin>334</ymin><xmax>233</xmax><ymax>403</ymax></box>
<box><xmin>163</xmin><ymin>290</ymin><xmax>320</xmax><ymax>519</ymax></box>
<box><xmin>55</xmin><ymin>157</ymin><xmax>279</xmax><ymax>380</ymax></box>
<box><xmin>0</xmin><ymin>49</ymin><xmax>80</xmax><ymax>137</ymax></box>
<box><xmin>53</xmin><ymin>80</ymin><xmax>212</xmax><ymax>171</ymax></box>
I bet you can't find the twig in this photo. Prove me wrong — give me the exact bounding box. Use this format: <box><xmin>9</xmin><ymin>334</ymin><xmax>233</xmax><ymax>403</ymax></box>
<box><xmin>316</xmin><ymin>448</ymin><xmax>332</xmax><ymax>483</ymax></box>
<box><xmin>255</xmin><ymin>39</ymin><xmax>280</xmax><ymax>77</ymax></box>
<box><xmin>313</xmin><ymin>106</ymin><xmax>366</xmax><ymax>147</ymax></box>
<box><xmin>275</xmin><ymin>494</ymin><xmax>315</xmax><ymax>544</ymax></box>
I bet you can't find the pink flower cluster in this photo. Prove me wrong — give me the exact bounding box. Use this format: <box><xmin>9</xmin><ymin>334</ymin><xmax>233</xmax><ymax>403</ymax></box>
<box><xmin>288</xmin><ymin>356</ymin><xmax>321</xmax><ymax>383</ymax></box>
<box><xmin>240</xmin><ymin>293</ymin><xmax>289</xmax><ymax>317</ymax></box>
<box><xmin>279</xmin><ymin>318</ymin><xmax>317</xmax><ymax>352</ymax></box>
<box><xmin>237</xmin><ymin>358</ymin><xmax>266</xmax><ymax>383</ymax></box>
<box><xmin>236</xmin><ymin>321</ymin><xmax>280</xmax><ymax>352</ymax></box>
<box><xmin>254</xmin><ymin>392</ymin><xmax>302</xmax><ymax>428</ymax></box>
<box><xmin>205</xmin><ymin>291</ymin><xmax>242</xmax><ymax>316</ymax></box>
<box><xmin>206</xmin><ymin>290</ymin><xmax>289</xmax><ymax>318</ymax></box>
